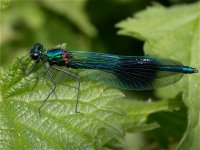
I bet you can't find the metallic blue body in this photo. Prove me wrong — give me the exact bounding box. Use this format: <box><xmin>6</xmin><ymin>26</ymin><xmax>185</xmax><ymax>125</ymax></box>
<box><xmin>19</xmin><ymin>43</ymin><xmax>198</xmax><ymax>116</ymax></box>
<box><xmin>29</xmin><ymin>43</ymin><xmax>198</xmax><ymax>90</ymax></box>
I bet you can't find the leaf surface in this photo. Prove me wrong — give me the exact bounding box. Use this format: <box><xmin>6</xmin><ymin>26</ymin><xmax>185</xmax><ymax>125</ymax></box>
<box><xmin>0</xmin><ymin>58</ymin><xmax>126</xmax><ymax>149</ymax></box>
<box><xmin>117</xmin><ymin>2</ymin><xmax>200</xmax><ymax>149</ymax></box>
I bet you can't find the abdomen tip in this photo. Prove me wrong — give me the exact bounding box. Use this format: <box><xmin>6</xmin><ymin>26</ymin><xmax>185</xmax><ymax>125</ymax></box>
<box><xmin>193</xmin><ymin>68</ymin><xmax>198</xmax><ymax>73</ymax></box>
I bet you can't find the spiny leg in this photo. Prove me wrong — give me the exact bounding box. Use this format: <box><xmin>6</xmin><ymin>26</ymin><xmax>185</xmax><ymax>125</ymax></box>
<box><xmin>39</xmin><ymin>63</ymin><xmax>56</xmax><ymax>117</ymax></box>
<box><xmin>25</xmin><ymin>60</ymin><xmax>40</xmax><ymax>77</ymax></box>
<box><xmin>17</xmin><ymin>58</ymin><xmax>39</xmax><ymax>77</ymax></box>
<box><xmin>50</xmin><ymin>66</ymin><xmax>81</xmax><ymax>114</ymax></box>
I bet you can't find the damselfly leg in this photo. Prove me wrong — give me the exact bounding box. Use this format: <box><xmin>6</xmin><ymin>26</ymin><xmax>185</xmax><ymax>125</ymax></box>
<box><xmin>17</xmin><ymin>58</ymin><xmax>39</xmax><ymax>77</ymax></box>
<box><xmin>50</xmin><ymin>66</ymin><xmax>81</xmax><ymax>114</ymax></box>
<box><xmin>38</xmin><ymin>62</ymin><xmax>56</xmax><ymax>117</ymax></box>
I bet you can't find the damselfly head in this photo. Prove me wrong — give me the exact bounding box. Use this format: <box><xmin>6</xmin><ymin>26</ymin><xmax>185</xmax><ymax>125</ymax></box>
<box><xmin>30</xmin><ymin>43</ymin><xmax>43</xmax><ymax>60</ymax></box>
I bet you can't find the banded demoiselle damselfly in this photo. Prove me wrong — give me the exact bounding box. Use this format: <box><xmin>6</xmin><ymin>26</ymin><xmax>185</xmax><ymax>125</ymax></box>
<box><xmin>18</xmin><ymin>43</ymin><xmax>198</xmax><ymax>116</ymax></box>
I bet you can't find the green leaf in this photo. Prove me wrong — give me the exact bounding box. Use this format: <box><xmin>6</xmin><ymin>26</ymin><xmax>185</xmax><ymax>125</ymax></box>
<box><xmin>116</xmin><ymin>3</ymin><xmax>199</xmax><ymax>41</ymax></box>
<box><xmin>0</xmin><ymin>50</ymin><xmax>186</xmax><ymax>149</ymax></box>
<box><xmin>116</xmin><ymin>97</ymin><xmax>183</xmax><ymax>133</ymax></box>
<box><xmin>116</xmin><ymin>2</ymin><xmax>200</xmax><ymax>150</ymax></box>
<box><xmin>176</xmin><ymin>18</ymin><xmax>200</xmax><ymax>150</ymax></box>
<box><xmin>0</xmin><ymin>58</ymin><xmax>126</xmax><ymax>149</ymax></box>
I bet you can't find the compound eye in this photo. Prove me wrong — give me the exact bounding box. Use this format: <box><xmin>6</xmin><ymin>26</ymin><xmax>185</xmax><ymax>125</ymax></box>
<box><xmin>31</xmin><ymin>52</ymin><xmax>39</xmax><ymax>60</ymax></box>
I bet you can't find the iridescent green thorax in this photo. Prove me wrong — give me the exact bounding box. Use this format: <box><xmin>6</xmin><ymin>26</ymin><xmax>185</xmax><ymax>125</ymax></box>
<box><xmin>46</xmin><ymin>48</ymin><xmax>71</xmax><ymax>66</ymax></box>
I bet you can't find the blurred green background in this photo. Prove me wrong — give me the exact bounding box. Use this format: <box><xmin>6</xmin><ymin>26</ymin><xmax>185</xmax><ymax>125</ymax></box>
<box><xmin>0</xmin><ymin>0</ymin><xmax>199</xmax><ymax>150</ymax></box>
<box><xmin>1</xmin><ymin>0</ymin><xmax>197</xmax><ymax>67</ymax></box>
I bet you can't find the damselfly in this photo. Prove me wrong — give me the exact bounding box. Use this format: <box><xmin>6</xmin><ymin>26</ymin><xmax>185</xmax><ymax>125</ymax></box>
<box><xmin>18</xmin><ymin>43</ymin><xmax>198</xmax><ymax>116</ymax></box>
